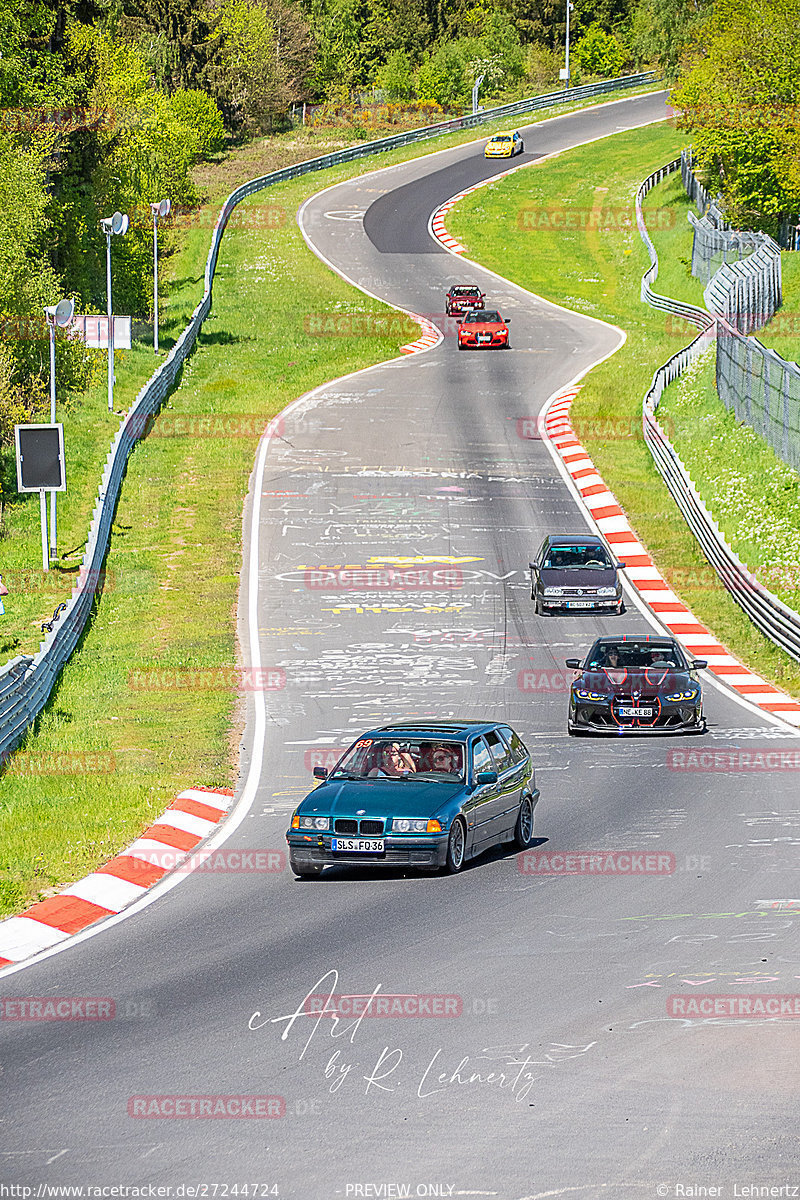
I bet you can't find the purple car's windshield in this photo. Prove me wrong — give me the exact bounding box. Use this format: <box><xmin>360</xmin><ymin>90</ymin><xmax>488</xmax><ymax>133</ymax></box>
<box><xmin>331</xmin><ymin>739</ymin><xmax>465</xmax><ymax>781</ymax></box>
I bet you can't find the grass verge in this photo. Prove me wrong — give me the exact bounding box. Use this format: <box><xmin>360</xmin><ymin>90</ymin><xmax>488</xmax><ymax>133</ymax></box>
<box><xmin>0</xmin><ymin>84</ymin><xmax>666</xmax><ymax>919</ymax></box>
<box><xmin>446</xmin><ymin>122</ymin><xmax>800</xmax><ymax>698</ymax></box>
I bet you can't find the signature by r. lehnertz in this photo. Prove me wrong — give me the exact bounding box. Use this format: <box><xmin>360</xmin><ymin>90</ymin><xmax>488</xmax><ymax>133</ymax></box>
<box><xmin>248</xmin><ymin>969</ymin><xmax>594</xmax><ymax>1101</ymax></box>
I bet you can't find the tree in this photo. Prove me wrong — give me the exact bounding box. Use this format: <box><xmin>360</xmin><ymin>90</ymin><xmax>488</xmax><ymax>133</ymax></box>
<box><xmin>120</xmin><ymin>0</ymin><xmax>218</xmax><ymax>92</ymax></box>
<box><xmin>628</xmin><ymin>0</ymin><xmax>710</xmax><ymax>79</ymax></box>
<box><xmin>672</xmin><ymin>0</ymin><xmax>800</xmax><ymax>231</ymax></box>
<box><xmin>378</xmin><ymin>49</ymin><xmax>415</xmax><ymax>99</ymax></box>
<box><xmin>416</xmin><ymin>41</ymin><xmax>468</xmax><ymax>106</ymax></box>
<box><xmin>574</xmin><ymin>22</ymin><xmax>624</xmax><ymax>75</ymax></box>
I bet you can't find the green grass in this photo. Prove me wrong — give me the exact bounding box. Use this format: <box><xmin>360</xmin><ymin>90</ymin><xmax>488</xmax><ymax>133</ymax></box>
<box><xmin>447</xmin><ymin>122</ymin><xmax>800</xmax><ymax>698</ymax></box>
<box><xmin>0</xmin><ymin>82</ymin><xmax>666</xmax><ymax>918</ymax></box>
<box><xmin>0</xmin><ymin>180</ymin><xmax>414</xmax><ymax>916</ymax></box>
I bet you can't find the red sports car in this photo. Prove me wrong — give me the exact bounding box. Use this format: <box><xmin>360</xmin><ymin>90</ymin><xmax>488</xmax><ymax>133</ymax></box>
<box><xmin>457</xmin><ymin>308</ymin><xmax>511</xmax><ymax>350</ymax></box>
<box><xmin>445</xmin><ymin>284</ymin><xmax>485</xmax><ymax>316</ymax></box>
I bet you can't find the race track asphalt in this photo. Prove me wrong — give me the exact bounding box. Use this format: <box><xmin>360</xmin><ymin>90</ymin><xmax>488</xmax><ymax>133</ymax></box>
<box><xmin>1</xmin><ymin>91</ymin><xmax>798</xmax><ymax>1197</ymax></box>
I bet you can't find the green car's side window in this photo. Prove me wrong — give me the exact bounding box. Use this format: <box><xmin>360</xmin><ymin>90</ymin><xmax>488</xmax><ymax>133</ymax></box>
<box><xmin>471</xmin><ymin>738</ymin><xmax>492</xmax><ymax>781</ymax></box>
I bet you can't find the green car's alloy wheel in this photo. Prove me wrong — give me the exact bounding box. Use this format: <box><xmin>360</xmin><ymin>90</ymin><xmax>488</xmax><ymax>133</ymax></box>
<box><xmin>444</xmin><ymin>818</ymin><xmax>466</xmax><ymax>873</ymax></box>
<box><xmin>514</xmin><ymin>796</ymin><xmax>535</xmax><ymax>849</ymax></box>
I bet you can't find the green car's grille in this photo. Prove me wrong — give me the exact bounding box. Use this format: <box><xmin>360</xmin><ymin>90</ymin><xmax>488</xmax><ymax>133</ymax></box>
<box><xmin>333</xmin><ymin>818</ymin><xmax>385</xmax><ymax>835</ymax></box>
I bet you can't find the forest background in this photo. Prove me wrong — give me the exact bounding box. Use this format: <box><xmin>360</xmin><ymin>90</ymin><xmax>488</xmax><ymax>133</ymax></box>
<box><xmin>0</xmin><ymin>0</ymin><xmax>798</xmax><ymax>448</ymax></box>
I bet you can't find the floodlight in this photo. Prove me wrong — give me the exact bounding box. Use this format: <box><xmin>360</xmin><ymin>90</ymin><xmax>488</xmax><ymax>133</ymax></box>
<box><xmin>54</xmin><ymin>298</ymin><xmax>75</xmax><ymax>327</ymax></box>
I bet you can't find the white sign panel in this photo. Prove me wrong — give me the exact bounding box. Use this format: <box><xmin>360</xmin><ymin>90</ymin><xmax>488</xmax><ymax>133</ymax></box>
<box><xmin>68</xmin><ymin>315</ymin><xmax>132</xmax><ymax>349</ymax></box>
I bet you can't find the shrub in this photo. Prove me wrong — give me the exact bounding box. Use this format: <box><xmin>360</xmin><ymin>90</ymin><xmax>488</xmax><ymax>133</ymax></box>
<box><xmin>168</xmin><ymin>90</ymin><xmax>227</xmax><ymax>158</ymax></box>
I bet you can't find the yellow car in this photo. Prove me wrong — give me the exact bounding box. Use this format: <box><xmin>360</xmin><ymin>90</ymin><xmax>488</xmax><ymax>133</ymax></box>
<box><xmin>484</xmin><ymin>130</ymin><xmax>524</xmax><ymax>158</ymax></box>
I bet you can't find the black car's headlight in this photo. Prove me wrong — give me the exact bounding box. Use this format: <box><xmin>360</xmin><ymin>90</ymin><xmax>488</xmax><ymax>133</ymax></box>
<box><xmin>392</xmin><ymin>818</ymin><xmax>442</xmax><ymax>833</ymax></box>
<box><xmin>664</xmin><ymin>689</ymin><xmax>699</xmax><ymax>702</ymax></box>
<box><xmin>597</xmin><ymin>587</ymin><xmax>617</xmax><ymax>597</ymax></box>
<box><xmin>544</xmin><ymin>587</ymin><xmax>564</xmax><ymax>596</ymax></box>
<box><xmin>297</xmin><ymin>815</ymin><xmax>330</xmax><ymax>830</ymax></box>
<box><xmin>574</xmin><ymin>689</ymin><xmax>609</xmax><ymax>701</ymax></box>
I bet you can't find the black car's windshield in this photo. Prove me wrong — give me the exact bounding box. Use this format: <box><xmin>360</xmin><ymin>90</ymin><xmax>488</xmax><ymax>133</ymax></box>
<box><xmin>586</xmin><ymin>642</ymin><xmax>686</xmax><ymax>671</ymax></box>
<box><xmin>464</xmin><ymin>310</ymin><xmax>501</xmax><ymax>323</ymax></box>
<box><xmin>544</xmin><ymin>544</ymin><xmax>611</xmax><ymax>570</ymax></box>
<box><xmin>331</xmin><ymin>738</ymin><xmax>466</xmax><ymax>781</ymax></box>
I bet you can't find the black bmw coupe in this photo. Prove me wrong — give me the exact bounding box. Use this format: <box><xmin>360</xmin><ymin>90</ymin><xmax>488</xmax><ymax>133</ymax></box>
<box><xmin>566</xmin><ymin>635</ymin><xmax>708</xmax><ymax>736</ymax></box>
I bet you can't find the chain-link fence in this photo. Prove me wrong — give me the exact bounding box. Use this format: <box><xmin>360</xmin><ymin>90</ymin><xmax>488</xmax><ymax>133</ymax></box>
<box><xmin>688</xmin><ymin>211</ymin><xmax>764</xmax><ymax>284</ymax></box>
<box><xmin>703</xmin><ymin>237</ymin><xmax>782</xmax><ymax>332</ymax></box>
<box><xmin>716</xmin><ymin>321</ymin><xmax>800</xmax><ymax>474</ymax></box>
<box><xmin>638</xmin><ymin>160</ymin><xmax>800</xmax><ymax>665</ymax></box>
<box><xmin>679</xmin><ymin>150</ymin><xmax>800</xmax><ymax>471</ymax></box>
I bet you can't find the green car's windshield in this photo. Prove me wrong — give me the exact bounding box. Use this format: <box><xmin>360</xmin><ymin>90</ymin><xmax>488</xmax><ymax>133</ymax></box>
<box><xmin>331</xmin><ymin>738</ymin><xmax>465</xmax><ymax>781</ymax></box>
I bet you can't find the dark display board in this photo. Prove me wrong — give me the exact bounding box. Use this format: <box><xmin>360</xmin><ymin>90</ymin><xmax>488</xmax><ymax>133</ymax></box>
<box><xmin>14</xmin><ymin>424</ymin><xmax>66</xmax><ymax>492</ymax></box>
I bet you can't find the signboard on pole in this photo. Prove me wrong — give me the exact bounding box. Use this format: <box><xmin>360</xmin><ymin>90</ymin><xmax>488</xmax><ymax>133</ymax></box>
<box><xmin>14</xmin><ymin>424</ymin><xmax>66</xmax><ymax>492</ymax></box>
<box><xmin>68</xmin><ymin>315</ymin><xmax>132</xmax><ymax>349</ymax></box>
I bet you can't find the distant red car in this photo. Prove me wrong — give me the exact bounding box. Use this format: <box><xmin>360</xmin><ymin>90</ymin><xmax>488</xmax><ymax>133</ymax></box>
<box><xmin>445</xmin><ymin>284</ymin><xmax>485</xmax><ymax>316</ymax></box>
<box><xmin>457</xmin><ymin>308</ymin><xmax>511</xmax><ymax>350</ymax></box>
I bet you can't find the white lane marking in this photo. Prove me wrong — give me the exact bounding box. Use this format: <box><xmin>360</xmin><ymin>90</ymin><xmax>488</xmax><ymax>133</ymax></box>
<box><xmin>0</xmin><ymin>91</ymin><xmax>672</xmax><ymax>978</ymax></box>
<box><xmin>0</xmin><ymin>412</ymin><xmax>281</xmax><ymax>975</ymax></box>
<box><xmin>297</xmin><ymin>192</ymin><xmax>443</xmax><ymax>359</ymax></box>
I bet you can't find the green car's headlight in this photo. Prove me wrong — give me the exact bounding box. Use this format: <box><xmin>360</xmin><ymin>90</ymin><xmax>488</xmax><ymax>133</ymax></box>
<box><xmin>392</xmin><ymin>818</ymin><xmax>429</xmax><ymax>833</ymax></box>
<box><xmin>392</xmin><ymin>818</ymin><xmax>442</xmax><ymax>833</ymax></box>
<box><xmin>299</xmin><ymin>815</ymin><xmax>329</xmax><ymax>830</ymax></box>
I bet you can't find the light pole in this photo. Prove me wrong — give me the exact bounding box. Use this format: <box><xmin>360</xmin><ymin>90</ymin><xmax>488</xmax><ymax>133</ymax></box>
<box><xmin>472</xmin><ymin>74</ymin><xmax>485</xmax><ymax>116</ymax></box>
<box><xmin>561</xmin><ymin>0</ymin><xmax>574</xmax><ymax>87</ymax></box>
<box><xmin>150</xmin><ymin>199</ymin><xmax>170</xmax><ymax>354</ymax></box>
<box><xmin>43</xmin><ymin>297</ymin><xmax>74</xmax><ymax>559</ymax></box>
<box><xmin>100</xmin><ymin>210</ymin><xmax>129</xmax><ymax>412</ymax></box>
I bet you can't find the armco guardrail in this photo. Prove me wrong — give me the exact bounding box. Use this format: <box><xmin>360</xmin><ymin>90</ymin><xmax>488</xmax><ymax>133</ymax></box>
<box><xmin>636</xmin><ymin>161</ymin><xmax>800</xmax><ymax>664</ymax></box>
<box><xmin>0</xmin><ymin>73</ymin><xmax>658</xmax><ymax>761</ymax></box>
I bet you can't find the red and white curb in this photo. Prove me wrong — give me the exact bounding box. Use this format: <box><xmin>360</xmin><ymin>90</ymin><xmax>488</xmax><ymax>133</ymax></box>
<box><xmin>429</xmin><ymin>164</ymin><xmax>527</xmax><ymax>255</ymax></box>
<box><xmin>400</xmin><ymin>313</ymin><xmax>441</xmax><ymax>354</ymax></box>
<box><xmin>543</xmin><ymin>389</ymin><xmax>800</xmax><ymax>727</ymax></box>
<box><xmin>430</xmin><ymin>171</ymin><xmax>522</xmax><ymax>255</ymax></box>
<box><xmin>0</xmin><ymin>787</ymin><xmax>234</xmax><ymax>970</ymax></box>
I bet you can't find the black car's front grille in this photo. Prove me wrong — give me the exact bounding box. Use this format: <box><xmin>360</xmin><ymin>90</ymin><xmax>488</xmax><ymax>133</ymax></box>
<box><xmin>333</xmin><ymin>818</ymin><xmax>384</xmax><ymax>835</ymax></box>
